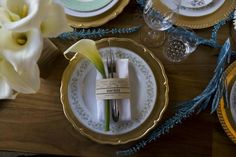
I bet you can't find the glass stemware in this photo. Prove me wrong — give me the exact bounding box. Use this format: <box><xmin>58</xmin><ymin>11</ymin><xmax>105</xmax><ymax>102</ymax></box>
<box><xmin>140</xmin><ymin>0</ymin><xmax>181</xmax><ymax>47</ymax></box>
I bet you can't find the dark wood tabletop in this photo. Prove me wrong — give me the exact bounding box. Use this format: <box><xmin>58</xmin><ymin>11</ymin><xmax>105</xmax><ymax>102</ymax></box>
<box><xmin>0</xmin><ymin>0</ymin><xmax>236</xmax><ymax>157</ymax></box>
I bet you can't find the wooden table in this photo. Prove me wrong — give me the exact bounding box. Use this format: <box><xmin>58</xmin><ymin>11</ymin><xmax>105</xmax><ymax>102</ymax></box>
<box><xmin>0</xmin><ymin>1</ymin><xmax>236</xmax><ymax>156</ymax></box>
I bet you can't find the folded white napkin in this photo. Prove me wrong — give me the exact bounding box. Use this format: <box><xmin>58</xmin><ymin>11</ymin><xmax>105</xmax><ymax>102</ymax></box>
<box><xmin>96</xmin><ymin>59</ymin><xmax>131</xmax><ymax>121</ymax></box>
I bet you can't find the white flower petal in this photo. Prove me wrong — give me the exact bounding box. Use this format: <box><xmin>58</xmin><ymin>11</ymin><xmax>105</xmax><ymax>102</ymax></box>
<box><xmin>41</xmin><ymin>2</ymin><xmax>72</xmax><ymax>37</ymax></box>
<box><xmin>0</xmin><ymin>0</ymin><xmax>47</xmax><ymax>32</ymax></box>
<box><xmin>0</xmin><ymin>7</ymin><xmax>11</xmax><ymax>24</ymax></box>
<box><xmin>0</xmin><ymin>25</ymin><xmax>19</xmax><ymax>50</ymax></box>
<box><xmin>0</xmin><ymin>0</ymin><xmax>70</xmax><ymax>34</ymax></box>
<box><xmin>0</xmin><ymin>28</ymin><xmax>43</xmax><ymax>73</ymax></box>
<box><xmin>0</xmin><ymin>59</ymin><xmax>40</xmax><ymax>94</ymax></box>
<box><xmin>0</xmin><ymin>76</ymin><xmax>16</xmax><ymax>99</ymax></box>
<box><xmin>0</xmin><ymin>0</ymin><xmax>7</xmax><ymax>7</ymax></box>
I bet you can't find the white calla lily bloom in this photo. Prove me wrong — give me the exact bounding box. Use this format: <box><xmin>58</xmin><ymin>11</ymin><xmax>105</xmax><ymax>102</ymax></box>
<box><xmin>0</xmin><ymin>27</ymin><xmax>43</xmax><ymax>73</ymax></box>
<box><xmin>0</xmin><ymin>58</ymin><xmax>40</xmax><ymax>94</ymax></box>
<box><xmin>0</xmin><ymin>27</ymin><xmax>42</xmax><ymax>96</ymax></box>
<box><xmin>0</xmin><ymin>0</ymin><xmax>71</xmax><ymax>36</ymax></box>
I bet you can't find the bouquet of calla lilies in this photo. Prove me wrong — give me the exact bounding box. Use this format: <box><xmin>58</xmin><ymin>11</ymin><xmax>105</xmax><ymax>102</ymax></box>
<box><xmin>0</xmin><ymin>0</ymin><xmax>71</xmax><ymax>99</ymax></box>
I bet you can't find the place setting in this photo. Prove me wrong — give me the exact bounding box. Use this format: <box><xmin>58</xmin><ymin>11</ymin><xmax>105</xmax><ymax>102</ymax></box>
<box><xmin>60</xmin><ymin>38</ymin><xmax>169</xmax><ymax>144</ymax></box>
<box><xmin>156</xmin><ymin>0</ymin><xmax>235</xmax><ymax>29</ymax></box>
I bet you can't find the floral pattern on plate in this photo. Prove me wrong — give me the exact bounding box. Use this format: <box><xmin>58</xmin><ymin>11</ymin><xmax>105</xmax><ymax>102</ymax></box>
<box><xmin>68</xmin><ymin>47</ymin><xmax>157</xmax><ymax>135</ymax></box>
<box><xmin>181</xmin><ymin>0</ymin><xmax>213</xmax><ymax>8</ymax></box>
<box><xmin>162</xmin><ymin>0</ymin><xmax>225</xmax><ymax>17</ymax></box>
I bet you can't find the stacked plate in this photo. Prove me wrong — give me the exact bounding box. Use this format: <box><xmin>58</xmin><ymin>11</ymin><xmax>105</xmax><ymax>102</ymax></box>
<box><xmin>180</xmin><ymin>0</ymin><xmax>214</xmax><ymax>9</ymax></box>
<box><xmin>56</xmin><ymin>0</ymin><xmax>130</xmax><ymax>28</ymax></box>
<box><xmin>156</xmin><ymin>0</ymin><xmax>236</xmax><ymax>29</ymax></box>
<box><xmin>60</xmin><ymin>38</ymin><xmax>169</xmax><ymax>144</ymax></box>
<box><xmin>177</xmin><ymin>0</ymin><xmax>224</xmax><ymax>17</ymax></box>
<box><xmin>217</xmin><ymin>61</ymin><xmax>236</xmax><ymax>144</ymax></box>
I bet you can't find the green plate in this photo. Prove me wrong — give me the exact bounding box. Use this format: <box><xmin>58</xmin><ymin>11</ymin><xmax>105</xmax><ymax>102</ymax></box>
<box><xmin>60</xmin><ymin>0</ymin><xmax>112</xmax><ymax>12</ymax></box>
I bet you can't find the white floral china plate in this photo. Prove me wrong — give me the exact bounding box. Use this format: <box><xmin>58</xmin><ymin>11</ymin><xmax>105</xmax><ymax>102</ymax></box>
<box><xmin>67</xmin><ymin>47</ymin><xmax>157</xmax><ymax>135</ymax></box>
<box><xmin>181</xmin><ymin>0</ymin><xmax>213</xmax><ymax>9</ymax></box>
<box><xmin>59</xmin><ymin>0</ymin><xmax>112</xmax><ymax>12</ymax></box>
<box><xmin>57</xmin><ymin>0</ymin><xmax>118</xmax><ymax>18</ymax></box>
<box><xmin>162</xmin><ymin>0</ymin><xmax>225</xmax><ymax>17</ymax></box>
<box><xmin>60</xmin><ymin>38</ymin><xmax>169</xmax><ymax>144</ymax></box>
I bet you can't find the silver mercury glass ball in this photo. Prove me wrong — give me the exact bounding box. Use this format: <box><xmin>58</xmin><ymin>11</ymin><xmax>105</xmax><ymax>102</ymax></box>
<box><xmin>165</xmin><ymin>39</ymin><xmax>187</xmax><ymax>62</ymax></box>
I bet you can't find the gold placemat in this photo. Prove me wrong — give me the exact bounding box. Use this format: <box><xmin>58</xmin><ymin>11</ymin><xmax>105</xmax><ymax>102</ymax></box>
<box><xmin>66</xmin><ymin>0</ymin><xmax>129</xmax><ymax>28</ymax></box>
<box><xmin>155</xmin><ymin>0</ymin><xmax>236</xmax><ymax>29</ymax></box>
<box><xmin>217</xmin><ymin>61</ymin><xmax>236</xmax><ymax>144</ymax></box>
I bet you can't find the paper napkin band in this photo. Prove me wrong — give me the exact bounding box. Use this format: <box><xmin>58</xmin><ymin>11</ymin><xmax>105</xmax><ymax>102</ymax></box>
<box><xmin>96</xmin><ymin>78</ymin><xmax>130</xmax><ymax>100</ymax></box>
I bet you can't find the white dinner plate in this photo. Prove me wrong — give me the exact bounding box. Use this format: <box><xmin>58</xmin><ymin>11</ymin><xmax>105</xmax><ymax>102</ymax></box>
<box><xmin>161</xmin><ymin>0</ymin><xmax>225</xmax><ymax>17</ymax></box>
<box><xmin>59</xmin><ymin>0</ymin><xmax>112</xmax><ymax>12</ymax></box>
<box><xmin>56</xmin><ymin>0</ymin><xmax>118</xmax><ymax>18</ymax></box>
<box><xmin>230</xmin><ymin>80</ymin><xmax>236</xmax><ymax>123</ymax></box>
<box><xmin>181</xmin><ymin>0</ymin><xmax>213</xmax><ymax>9</ymax></box>
<box><xmin>67</xmin><ymin>47</ymin><xmax>157</xmax><ymax>135</ymax></box>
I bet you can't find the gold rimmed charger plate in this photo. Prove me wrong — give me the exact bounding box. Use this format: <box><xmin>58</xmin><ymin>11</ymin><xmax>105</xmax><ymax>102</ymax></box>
<box><xmin>155</xmin><ymin>0</ymin><xmax>236</xmax><ymax>29</ymax></box>
<box><xmin>217</xmin><ymin>61</ymin><xmax>236</xmax><ymax>143</ymax></box>
<box><xmin>66</xmin><ymin>0</ymin><xmax>129</xmax><ymax>28</ymax></box>
<box><xmin>60</xmin><ymin>38</ymin><xmax>169</xmax><ymax>144</ymax></box>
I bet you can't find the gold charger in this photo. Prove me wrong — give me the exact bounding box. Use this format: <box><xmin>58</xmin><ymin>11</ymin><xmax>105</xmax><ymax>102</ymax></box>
<box><xmin>66</xmin><ymin>0</ymin><xmax>129</xmax><ymax>28</ymax></box>
<box><xmin>155</xmin><ymin>0</ymin><xmax>236</xmax><ymax>29</ymax></box>
<box><xmin>217</xmin><ymin>61</ymin><xmax>236</xmax><ymax>143</ymax></box>
<box><xmin>60</xmin><ymin>38</ymin><xmax>169</xmax><ymax>144</ymax></box>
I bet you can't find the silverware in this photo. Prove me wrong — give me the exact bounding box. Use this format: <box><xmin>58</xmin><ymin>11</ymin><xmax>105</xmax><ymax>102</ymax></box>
<box><xmin>107</xmin><ymin>51</ymin><xmax>119</xmax><ymax>122</ymax></box>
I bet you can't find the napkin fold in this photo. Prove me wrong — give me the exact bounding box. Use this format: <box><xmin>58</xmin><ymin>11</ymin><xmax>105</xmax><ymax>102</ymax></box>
<box><xmin>96</xmin><ymin>59</ymin><xmax>131</xmax><ymax>121</ymax></box>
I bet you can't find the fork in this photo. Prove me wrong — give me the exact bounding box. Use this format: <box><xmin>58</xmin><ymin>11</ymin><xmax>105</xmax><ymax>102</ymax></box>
<box><xmin>106</xmin><ymin>51</ymin><xmax>119</xmax><ymax>122</ymax></box>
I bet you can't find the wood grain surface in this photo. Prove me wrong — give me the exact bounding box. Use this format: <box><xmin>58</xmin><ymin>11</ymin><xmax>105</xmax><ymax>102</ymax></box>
<box><xmin>0</xmin><ymin>0</ymin><xmax>235</xmax><ymax>156</ymax></box>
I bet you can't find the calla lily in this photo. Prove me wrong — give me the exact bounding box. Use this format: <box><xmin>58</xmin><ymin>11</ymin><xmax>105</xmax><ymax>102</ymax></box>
<box><xmin>64</xmin><ymin>39</ymin><xmax>106</xmax><ymax>78</ymax></box>
<box><xmin>0</xmin><ymin>27</ymin><xmax>42</xmax><ymax>94</ymax></box>
<box><xmin>0</xmin><ymin>59</ymin><xmax>40</xmax><ymax>94</ymax></box>
<box><xmin>0</xmin><ymin>27</ymin><xmax>43</xmax><ymax>74</ymax></box>
<box><xmin>0</xmin><ymin>0</ymin><xmax>42</xmax><ymax>31</ymax></box>
<box><xmin>40</xmin><ymin>1</ymin><xmax>72</xmax><ymax>37</ymax></box>
<box><xmin>0</xmin><ymin>75</ymin><xmax>16</xmax><ymax>99</ymax></box>
<box><xmin>0</xmin><ymin>0</ymin><xmax>71</xmax><ymax>36</ymax></box>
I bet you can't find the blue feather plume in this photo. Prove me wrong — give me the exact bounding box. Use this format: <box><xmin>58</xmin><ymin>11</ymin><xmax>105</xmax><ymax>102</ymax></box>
<box><xmin>58</xmin><ymin>25</ymin><xmax>142</xmax><ymax>40</ymax></box>
<box><xmin>117</xmin><ymin>39</ymin><xmax>231</xmax><ymax>156</ymax></box>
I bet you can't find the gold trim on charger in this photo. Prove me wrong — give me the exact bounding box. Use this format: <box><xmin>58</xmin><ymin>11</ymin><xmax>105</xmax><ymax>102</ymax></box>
<box><xmin>66</xmin><ymin>0</ymin><xmax>130</xmax><ymax>28</ymax></box>
<box><xmin>217</xmin><ymin>61</ymin><xmax>236</xmax><ymax>144</ymax></box>
<box><xmin>60</xmin><ymin>38</ymin><xmax>169</xmax><ymax>145</ymax></box>
<box><xmin>155</xmin><ymin>0</ymin><xmax>236</xmax><ymax>29</ymax></box>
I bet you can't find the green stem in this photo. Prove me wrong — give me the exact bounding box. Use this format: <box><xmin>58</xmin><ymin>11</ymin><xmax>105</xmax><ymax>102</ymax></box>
<box><xmin>105</xmin><ymin>100</ymin><xmax>110</xmax><ymax>131</ymax></box>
